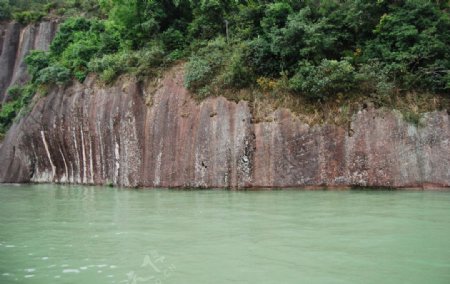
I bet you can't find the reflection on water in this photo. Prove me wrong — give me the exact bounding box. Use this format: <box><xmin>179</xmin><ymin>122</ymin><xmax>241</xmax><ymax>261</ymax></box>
<box><xmin>1</xmin><ymin>185</ymin><xmax>450</xmax><ymax>283</ymax></box>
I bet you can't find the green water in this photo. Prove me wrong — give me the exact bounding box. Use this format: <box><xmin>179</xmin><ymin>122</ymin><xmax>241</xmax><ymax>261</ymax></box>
<box><xmin>1</xmin><ymin>185</ymin><xmax>450</xmax><ymax>283</ymax></box>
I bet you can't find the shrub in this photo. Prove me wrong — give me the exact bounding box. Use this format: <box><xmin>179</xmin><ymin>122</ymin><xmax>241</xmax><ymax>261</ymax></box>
<box><xmin>50</xmin><ymin>17</ymin><xmax>93</xmax><ymax>55</ymax></box>
<box><xmin>0</xmin><ymin>84</ymin><xmax>36</xmax><ymax>134</ymax></box>
<box><xmin>6</xmin><ymin>85</ymin><xmax>22</xmax><ymax>100</ymax></box>
<box><xmin>88</xmin><ymin>53</ymin><xmax>123</xmax><ymax>82</ymax></box>
<box><xmin>363</xmin><ymin>1</ymin><xmax>450</xmax><ymax>93</ymax></box>
<box><xmin>88</xmin><ymin>45</ymin><xmax>165</xmax><ymax>83</ymax></box>
<box><xmin>260</xmin><ymin>2</ymin><xmax>293</xmax><ymax>32</ymax></box>
<box><xmin>184</xmin><ymin>37</ymin><xmax>228</xmax><ymax>90</ymax></box>
<box><xmin>356</xmin><ymin>60</ymin><xmax>395</xmax><ymax>96</ymax></box>
<box><xmin>166</xmin><ymin>49</ymin><xmax>186</xmax><ymax>62</ymax></box>
<box><xmin>44</xmin><ymin>2</ymin><xmax>57</xmax><ymax>12</ymax></box>
<box><xmin>25</xmin><ymin>51</ymin><xmax>51</xmax><ymax>82</ymax></box>
<box><xmin>137</xmin><ymin>45</ymin><xmax>165</xmax><ymax>68</ymax></box>
<box><xmin>290</xmin><ymin>59</ymin><xmax>356</xmax><ymax>99</ymax></box>
<box><xmin>100</xmin><ymin>68</ymin><xmax>117</xmax><ymax>82</ymax></box>
<box><xmin>0</xmin><ymin>0</ymin><xmax>11</xmax><ymax>20</ymax></box>
<box><xmin>36</xmin><ymin>65</ymin><xmax>71</xmax><ymax>85</ymax></box>
<box><xmin>217</xmin><ymin>47</ymin><xmax>252</xmax><ymax>89</ymax></box>
<box><xmin>185</xmin><ymin>38</ymin><xmax>254</xmax><ymax>91</ymax></box>
<box><xmin>13</xmin><ymin>11</ymin><xmax>45</xmax><ymax>24</ymax></box>
<box><xmin>161</xmin><ymin>28</ymin><xmax>186</xmax><ymax>51</ymax></box>
<box><xmin>0</xmin><ymin>101</ymin><xmax>20</xmax><ymax>133</ymax></box>
<box><xmin>184</xmin><ymin>56</ymin><xmax>212</xmax><ymax>90</ymax></box>
<box><xmin>257</xmin><ymin>77</ymin><xmax>277</xmax><ymax>91</ymax></box>
<box><xmin>244</xmin><ymin>37</ymin><xmax>280</xmax><ymax>77</ymax></box>
<box><xmin>61</xmin><ymin>37</ymin><xmax>101</xmax><ymax>73</ymax></box>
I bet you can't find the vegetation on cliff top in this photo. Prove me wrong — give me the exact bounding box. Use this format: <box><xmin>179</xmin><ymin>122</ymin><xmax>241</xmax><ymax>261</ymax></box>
<box><xmin>1</xmin><ymin>0</ymin><xmax>450</xmax><ymax>135</ymax></box>
<box><xmin>0</xmin><ymin>0</ymin><xmax>99</xmax><ymax>23</ymax></box>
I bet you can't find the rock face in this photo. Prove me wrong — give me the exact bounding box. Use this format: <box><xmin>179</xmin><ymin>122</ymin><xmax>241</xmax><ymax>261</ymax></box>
<box><xmin>0</xmin><ymin>21</ymin><xmax>58</xmax><ymax>102</ymax></box>
<box><xmin>1</xmin><ymin>65</ymin><xmax>450</xmax><ymax>189</ymax></box>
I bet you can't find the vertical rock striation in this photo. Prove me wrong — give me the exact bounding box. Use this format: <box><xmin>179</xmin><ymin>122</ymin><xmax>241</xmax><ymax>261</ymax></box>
<box><xmin>0</xmin><ymin>21</ymin><xmax>57</xmax><ymax>102</ymax></box>
<box><xmin>0</xmin><ymin>22</ymin><xmax>21</xmax><ymax>102</ymax></box>
<box><xmin>1</xmin><ymin>65</ymin><xmax>449</xmax><ymax>189</ymax></box>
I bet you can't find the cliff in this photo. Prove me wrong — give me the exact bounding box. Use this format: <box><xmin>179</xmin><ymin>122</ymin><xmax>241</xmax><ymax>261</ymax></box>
<box><xmin>1</xmin><ymin>64</ymin><xmax>449</xmax><ymax>189</ymax></box>
<box><xmin>0</xmin><ymin>20</ymin><xmax>58</xmax><ymax>103</ymax></box>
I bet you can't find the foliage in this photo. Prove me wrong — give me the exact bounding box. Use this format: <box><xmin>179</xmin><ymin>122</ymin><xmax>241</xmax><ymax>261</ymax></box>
<box><xmin>184</xmin><ymin>37</ymin><xmax>252</xmax><ymax>92</ymax></box>
<box><xmin>35</xmin><ymin>65</ymin><xmax>71</xmax><ymax>85</ymax></box>
<box><xmin>1</xmin><ymin>0</ymin><xmax>449</xmax><ymax>136</ymax></box>
<box><xmin>15</xmin><ymin>0</ymin><xmax>450</xmax><ymax>103</ymax></box>
<box><xmin>289</xmin><ymin>59</ymin><xmax>356</xmax><ymax>100</ymax></box>
<box><xmin>0</xmin><ymin>0</ymin><xmax>11</xmax><ymax>20</ymax></box>
<box><xmin>356</xmin><ymin>60</ymin><xmax>395</xmax><ymax>98</ymax></box>
<box><xmin>161</xmin><ymin>27</ymin><xmax>186</xmax><ymax>52</ymax></box>
<box><xmin>184</xmin><ymin>56</ymin><xmax>212</xmax><ymax>90</ymax></box>
<box><xmin>88</xmin><ymin>45</ymin><xmax>165</xmax><ymax>82</ymax></box>
<box><xmin>25</xmin><ymin>50</ymin><xmax>50</xmax><ymax>81</ymax></box>
<box><xmin>1</xmin><ymin>1</ymin><xmax>100</xmax><ymax>22</ymax></box>
<box><xmin>218</xmin><ymin>47</ymin><xmax>251</xmax><ymax>89</ymax></box>
<box><xmin>183</xmin><ymin>0</ymin><xmax>449</xmax><ymax>100</ymax></box>
<box><xmin>0</xmin><ymin>84</ymin><xmax>36</xmax><ymax>134</ymax></box>
<box><xmin>13</xmin><ymin>10</ymin><xmax>45</xmax><ymax>24</ymax></box>
<box><xmin>363</xmin><ymin>1</ymin><xmax>450</xmax><ymax>93</ymax></box>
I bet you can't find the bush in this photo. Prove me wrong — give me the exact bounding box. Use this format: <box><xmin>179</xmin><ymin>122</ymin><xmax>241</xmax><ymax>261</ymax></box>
<box><xmin>363</xmin><ymin>1</ymin><xmax>450</xmax><ymax>93</ymax></box>
<box><xmin>185</xmin><ymin>37</ymin><xmax>254</xmax><ymax>91</ymax></box>
<box><xmin>100</xmin><ymin>68</ymin><xmax>117</xmax><ymax>82</ymax></box>
<box><xmin>0</xmin><ymin>0</ymin><xmax>11</xmax><ymax>20</ymax></box>
<box><xmin>0</xmin><ymin>101</ymin><xmax>20</xmax><ymax>133</ymax></box>
<box><xmin>60</xmin><ymin>37</ymin><xmax>101</xmax><ymax>77</ymax></box>
<box><xmin>356</xmin><ymin>60</ymin><xmax>395</xmax><ymax>96</ymax></box>
<box><xmin>25</xmin><ymin>51</ymin><xmax>51</xmax><ymax>82</ymax></box>
<box><xmin>217</xmin><ymin>46</ymin><xmax>252</xmax><ymax>89</ymax></box>
<box><xmin>188</xmin><ymin>0</ymin><xmax>228</xmax><ymax>40</ymax></box>
<box><xmin>0</xmin><ymin>84</ymin><xmax>36</xmax><ymax>134</ymax></box>
<box><xmin>290</xmin><ymin>59</ymin><xmax>356</xmax><ymax>99</ymax></box>
<box><xmin>88</xmin><ymin>53</ymin><xmax>123</xmax><ymax>82</ymax></box>
<box><xmin>184</xmin><ymin>37</ymin><xmax>228</xmax><ymax>90</ymax></box>
<box><xmin>6</xmin><ymin>85</ymin><xmax>22</xmax><ymax>100</ymax></box>
<box><xmin>260</xmin><ymin>2</ymin><xmax>293</xmax><ymax>32</ymax></box>
<box><xmin>14</xmin><ymin>0</ymin><xmax>450</xmax><ymax>105</ymax></box>
<box><xmin>184</xmin><ymin>56</ymin><xmax>212</xmax><ymax>90</ymax></box>
<box><xmin>13</xmin><ymin>11</ymin><xmax>45</xmax><ymax>24</ymax></box>
<box><xmin>161</xmin><ymin>28</ymin><xmax>186</xmax><ymax>51</ymax></box>
<box><xmin>36</xmin><ymin>65</ymin><xmax>71</xmax><ymax>85</ymax></box>
<box><xmin>50</xmin><ymin>17</ymin><xmax>93</xmax><ymax>55</ymax></box>
<box><xmin>49</xmin><ymin>18</ymin><xmax>112</xmax><ymax>82</ymax></box>
<box><xmin>44</xmin><ymin>2</ymin><xmax>57</xmax><ymax>12</ymax></box>
<box><xmin>137</xmin><ymin>46</ymin><xmax>165</xmax><ymax>68</ymax></box>
<box><xmin>88</xmin><ymin>45</ymin><xmax>165</xmax><ymax>82</ymax></box>
<box><xmin>166</xmin><ymin>49</ymin><xmax>186</xmax><ymax>62</ymax></box>
<box><xmin>244</xmin><ymin>37</ymin><xmax>280</xmax><ymax>77</ymax></box>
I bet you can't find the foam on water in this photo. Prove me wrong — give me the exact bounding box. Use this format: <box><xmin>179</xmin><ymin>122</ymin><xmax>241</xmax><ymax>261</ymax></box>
<box><xmin>62</xmin><ymin>269</ymin><xmax>80</xmax><ymax>273</ymax></box>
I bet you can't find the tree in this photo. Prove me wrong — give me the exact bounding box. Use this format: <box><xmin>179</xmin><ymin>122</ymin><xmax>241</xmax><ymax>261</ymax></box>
<box><xmin>0</xmin><ymin>0</ymin><xmax>11</xmax><ymax>20</ymax></box>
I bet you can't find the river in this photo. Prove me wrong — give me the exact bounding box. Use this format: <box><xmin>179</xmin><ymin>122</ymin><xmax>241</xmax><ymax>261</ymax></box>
<box><xmin>1</xmin><ymin>185</ymin><xmax>450</xmax><ymax>283</ymax></box>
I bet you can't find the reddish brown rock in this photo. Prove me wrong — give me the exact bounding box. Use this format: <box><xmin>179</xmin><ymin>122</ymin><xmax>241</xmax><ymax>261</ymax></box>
<box><xmin>1</xmin><ymin>65</ymin><xmax>449</xmax><ymax>189</ymax></box>
<box><xmin>0</xmin><ymin>21</ymin><xmax>57</xmax><ymax>102</ymax></box>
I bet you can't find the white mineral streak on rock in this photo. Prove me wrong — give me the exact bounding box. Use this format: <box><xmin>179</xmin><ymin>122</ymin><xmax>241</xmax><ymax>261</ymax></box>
<box><xmin>58</xmin><ymin>146</ymin><xmax>68</xmax><ymax>183</ymax></box>
<box><xmin>41</xmin><ymin>131</ymin><xmax>56</xmax><ymax>180</ymax></box>
<box><xmin>88</xmin><ymin>134</ymin><xmax>94</xmax><ymax>184</ymax></box>
<box><xmin>97</xmin><ymin>120</ymin><xmax>105</xmax><ymax>180</ymax></box>
<box><xmin>154</xmin><ymin>151</ymin><xmax>162</xmax><ymax>186</ymax></box>
<box><xmin>114</xmin><ymin>140</ymin><xmax>120</xmax><ymax>184</ymax></box>
<box><xmin>72</xmin><ymin>127</ymin><xmax>81</xmax><ymax>183</ymax></box>
<box><xmin>80</xmin><ymin>126</ymin><xmax>87</xmax><ymax>183</ymax></box>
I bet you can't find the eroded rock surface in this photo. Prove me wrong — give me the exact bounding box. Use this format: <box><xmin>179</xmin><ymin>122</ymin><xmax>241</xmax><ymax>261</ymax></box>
<box><xmin>1</xmin><ymin>65</ymin><xmax>449</xmax><ymax>188</ymax></box>
<box><xmin>0</xmin><ymin>21</ymin><xmax>57</xmax><ymax>102</ymax></box>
